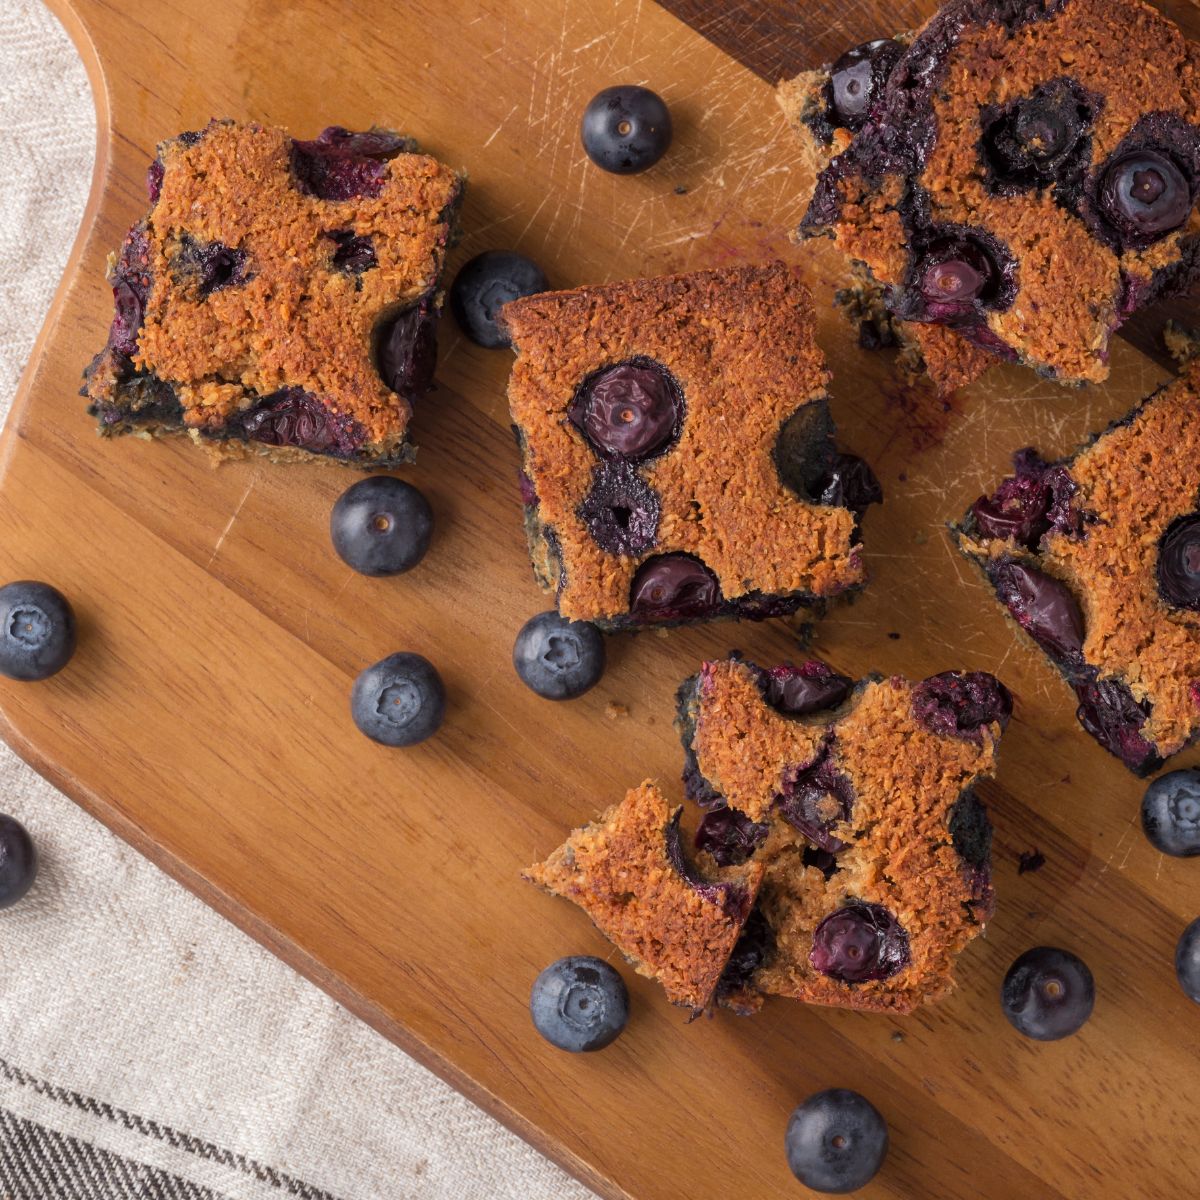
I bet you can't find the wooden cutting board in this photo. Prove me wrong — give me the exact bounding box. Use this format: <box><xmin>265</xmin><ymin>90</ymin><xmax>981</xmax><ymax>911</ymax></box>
<box><xmin>5</xmin><ymin>1</ymin><xmax>1199</xmax><ymax>1196</ymax></box>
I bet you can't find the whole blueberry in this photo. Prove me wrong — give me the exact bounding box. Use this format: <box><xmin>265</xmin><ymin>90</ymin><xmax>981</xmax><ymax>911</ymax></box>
<box><xmin>810</xmin><ymin>902</ymin><xmax>910</xmax><ymax>984</ymax></box>
<box><xmin>1001</xmin><ymin>946</ymin><xmax>1094</xmax><ymax>1040</ymax></box>
<box><xmin>513</xmin><ymin>611</ymin><xmax>606</xmax><ymax>700</ymax></box>
<box><xmin>569</xmin><ymin>358</ymin><xmax>682</xmax><ymax>461</ymax></box>
<box><xmin>330</xmin><ymin>476</ymin><xmax>433</xmax><ymax>576</ymax></box>
<box><xmin>785</xmin><ymin>1088</ymin><xmax>888</xmax><ymax>1194</ymax></box>
<box><xmin>1141</xmin><ymin>769</ymin><xmax>1200</xmax><ymax>856</ymax></box>
<box><xmin>580</xmin><ymin>85</ymin><xmax>673</xmax><ymax>175</ymax></box>
<box><xmin>450</xmin><ymin>251</ymin><xmax>548</xmax><ymax>349</ymax></box>
<box><xmin>350</xmin><ymin>652</ymin><xmax>445</xmax><ymax>747</ymax></box>
<box><xmin>0</xmin><ymin>581</ymin><xmax>76</xmax><ymax>682</ymax></box>
<box><xmin>628</xmin><ymin>554</ymin><xmax>721</xmax><ymax>623</ymax></box>
<box><xmin>1175</xmin><ymin>918</ymin><xmax>1200</xmax><ymax>1003</ymax></box>
<box><xmin>917</xmin><ymin>238</ymin><xmax>997</xmax><ymax>314</ymax></box>
<box><xmin>828</xmin><ymin>39</ymin><xmax>902</xmax><ymax>131</ymax></box>
<box><xmin>0</xmin><ymin>814</ymin><xmax>36</xmax><ymax>909</ymax></box>
<box><xmin>530</xmin><ymin>955</ymin><xmax>629</xmax><ymax>1052</ymax></box>
<box><xmin>1157</xmin><ymin>513</ymin><xmax>1200</xmax><ymax>611</ymax></box>
<box><xmin>1098</xmin><ymin>150</ymin><xmax>1192</xmax><ymax>246</ymax></box>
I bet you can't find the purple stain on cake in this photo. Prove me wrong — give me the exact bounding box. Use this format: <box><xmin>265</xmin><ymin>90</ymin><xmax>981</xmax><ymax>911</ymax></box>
<box><xmin>694</xmin><ymin>807</ymin><xmax>770</xmax><ymax>867</ymax></box>
<box><xmin>107</xmin><ymin>225</ymin><xmax>153</xmax><ymax>358</ymax></box>
<box><xmin>989</xmin><ymin>558</ymin><xmax>1085</xmax><ymax>662</ymax></box>
<box><xmin>292</xmin><ymin>126</ymin><xmax>416</xmax><ymax>202</ymax></box>
<box><xmin>173</xmin><ymin>235</ymin><xmax>250</xmax><ymax>297</ymax></box>
<box><xmin>568</xmin><ymin>357</ymin><xmax>683</xmax><ymax>462</ymax></box>
<box><xmin>970</xmin><ymin>449</ymin><xmax>1083</xmax><ymax>548</ymax></box>
<box><xmin>327</xmin><ymin>229</ymin><xmax>378</xmax><ymax>275</ymax></box>
<box><xmin>234</xmin><ymin>387</ymin><xmax>366</xmax><ymax>457</ymax></box>
<box><xmin>517</xmin><ymin>470</ymin><xmax>538</xmax><ymax>507</ymax></box>
<box><xmin>577</xmin><ymin>461</ymin><xmax>661</xmax><ymax>556</ymax></box>
<box><xmin>629</xmin><ymin>553</ymin><xmax>721</xmax><ymax>622</ymax></box>
<box><xmin>914</xmin><ymin>671</ymin><xmax>1012</xmax><ymax>742</ymax></box>
<box><xmin>753</xmin><ymin>660</ymin><xmax>853</xmax><ymax>716</ymax></box>
<box><xmin>663</xmin><ymin>809</ymin><xmax>752</xmax><ymax>922</ymax></box>
<box><xmin>810</xmin><ymin>902</ymin><xmax>911</xmax><ymax>984</ymax></box>
<box><xmin>1157</xmin><ymin>513</ymin><xmax>1200</xmax><ymax>612</ymax></box>
<box><xmin>775</xmin><ymin>741</ymin><xmax>854</xmax><ymax>854</ymax></box>
<box><xmin>375</xmin><ymin>296</ymin><xmax>438</xmax><ymax>405</ymax></box>
<box><xmin>1074</xmin><ymin>674</ymin><xmax>1161</xmax><ymax>776</ymax></box>
<box><xmin>146</xmin><ymin>158</ymin><xmax>165</xmax><ymax>202</ymax></box>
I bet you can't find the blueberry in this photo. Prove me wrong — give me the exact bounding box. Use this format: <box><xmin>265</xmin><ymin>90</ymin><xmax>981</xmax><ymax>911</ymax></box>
<box><xmin>755</xmin><ymin>661</ymin><xmax>853</xmax><ymax>716</ymax></box>
<box><xmin>777</xmin><ymin>745</ymin><xmax>855</xmax><ymax>854</ymax></box>
<box><xmin>1175</xmin><ymin>918</ymin><xmax>1200</xmax><ymax>1003</ymax></box>
<box><xmin>0</xmin><ymin>582</ymin><xmax>76</xmax><ymax>682</ymax></box>
<box><xmin>330</xmin><ymin>476</ymin><xmax>433</xmax><ymax>577</ymax></box>
<box><xmin>809</xmin><ymin>453</ymin><xmax>883</xmax><ymax>520</ymax></box>
<box><xmin>235</xmin><ymin>387</ymin><xmax>365</xmax><ymax>457</ymax></box>
<box><xmin>0</xmin><ymin>814</ymin><xmax>37</xmax><ymax>909</ymax></box>
<box><xmin>810</xmin><ymin>902</ymin><xmax>910</xmax><ymax>984</ymax></box>
<box><xmin>450</xmin><ymin>251</ymin><xmax>548</xmax><ymax>349</ymax></box>
<box><xmin>1001</xmin><ymin>946</ymin><xmax>1094</xmax><ymax>1040</ymax></box>
<box><xmin>694</xmin><ymin>807</ymin><xmax>770</xmax><ymax>867</ymax></box>
<box><xmin>1141</xmin><ymin>769</ymin><xmax>1200</xmax><ymax>856</ymax></box>
<box><xmin>1074</xmin><ymin>676</ymin><xmax>1159</xmax><ymax>776</ymax></box>
<box><xmin>828</xmin><ymin>39</ymin><xmax>902</xmax><ymax>131</ymax></box>
<box><xmin>1157</xmin><ymin>513</ymin><xmax>1200</xmax><ymax>612</ymax></box>
<box><xmin>912</xmin><ymin>671</ymin><xmax>1013</xmax><ymax>742</ymax></box>
<box><xmin>1098</xmin><ymin>150</ymin><xmax>1192</xmax><ymax>246</ymax></box>
<box><xmin>350</xmin><ymin>652</ymin><xmax>445</xmax><ymax>746</ymax></box>
<box><xmin>917</xmin><ymin>237</ymin><xmax>997</xmax><ymax>314</ymax></box>
<box><xmin>990</xmin><ymin>559</ymin><xmax>1085</xmax><ymax>661</ymax></box>
<box><xmin>291</xmin><ymin>126</ymin><xmax>413</xmax><ymax>202</ymax></box>
<box><xmin>580</xmin><ymin>85</ymin><xmax>672</xmax><ymax>174</ymax></box>
<box><xmin>327</xmin><ymin>230</ymin><xmax>377</xmax><ymax>275</ymax></box>
<box><xmin>628</xmin><ymin>554</ymin><xmax>721</xmax><ymax>623</ymax></box>
<box><xmin>982</xmin><ymin>80</ymin><xmax>1092</xmax><ymax>189</ymax></box>
<box><xmin>375</xmin><ymin>298</ymin><xmax>438</xmax><ymax>403</ymax></box>
<box><xmin>530</xmin><ymin>955</ymin><xmax>629</xmax><ymax>1052</ymax></box>
<box><xmin>569</xmin><ymin>358</ymin><xmax>682</xmax><ymax>461</ymax></box>
<box><xmin>785</xmin><ymin>1088</ymin><xmax>888</xmax><ymax>1194</ymax></box>
<box><xmin>513</xmin><ymin>611</ymin><xmax>606</xmax><ymax>700</ymax></box>
<box><xmin>577</xmin><ymin>461</ymin><xmax>661</xmax><ymax>556</ymax></box>
<box><xmin>173</xmin><ymin>235</ymin><xmax>249</xmax><ymax>296</ymax></box>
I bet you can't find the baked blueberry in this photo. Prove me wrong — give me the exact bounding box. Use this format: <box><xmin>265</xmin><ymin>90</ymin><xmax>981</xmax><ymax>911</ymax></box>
<box><xmin>694</xmin><ymin>806</ymin><xmax>770</xmax><ymax>868</ymax></box>
<box><xmin>173</xmin><ymin>235</ymin><xmax>249</xmax><ymax>296</ymax></box>
<box><xmin>913</xmin><ymin>671</ymin><xmax>1013</xmax><ymax>742</ymax></box>
<box><xmin>580</xmin><ymin>85</ymin><xmax>672</xmax><ymax>174</ymax></box>
<box><xmin>810</xmin><ymin>453</ymin><xmax>883</xmax><ymax>519</ymax></box>
<box><xmin>1001</xmin><ymin>946</ymin><xmax>1094</xmax><ymax>1040</ymax></box>
<box><xmin>990</xmin><ymin>559</ymin><xmax>1085</xmax><ymax>661</ymax></box>
<box><xmin>809</xmin><ymin>902</ymin><xmax>911</xmax><ymax>984</ymax></box>
<box><xmin>1157</xmin><ymin>513</ymin><xmax>1200</xmax><ymax>611</ymax></box>
<box><xmin>981</xmin><ymin>80</ymin><xmax>1093</xmax><ymax>191</ymax></box>
<box><xmin>513</xmin><ymin>611</ymin><xmax>606</xmax><ymax>701</ymax></box>
<box><xmin>916</xmin><ymin>237</ymin><xmax>998</xmax><ymax>317</ymax></box>
<box><xmin>375</xmin><ymin>299</ymin><xmax>438</xmax><ymax>403</ymax></box>
<box><xmin>1175</xmin><ymin>918</ymin><xmax>1200</xmax><ymax>1004</ymax></box>
<box><xmin>628</xmin><ymin>554</ymin><xmax>720</xmax><ymax>622</ymax></box>
<box><xmin>330</xmin><ymin>476</ymin><xmax>433</xmax><ymax>576</ymax></box>
<box><xmin>291</xmin><ymin>125</ymin><xmax>414</xmax><ymax>202</ymax></box>
<box><xmin>577</xmin><ymin>461</ymin><xmax>661</xmax><ymax>556</ymax></box>
<box><xmin>784</xmin><ymin>1088</ymin><xmax>888</xmax><ymax>1194</ymax></box>
<box><xmin>0</xmin><ymin>813</ymin><xmax>37</xmax><ymax>909</ymax></box>
<box><xmin>1141</xmin><ymin>769</ymin><xmax>1200</xmax><ymax>856</ymax></box>
<box><xmin>350</xmin><ymin>652</ymin><xmax>445</xmax><ymax>746</ymax></box>
<box><xmin>970</xmin><ymin>451</ymin><xmax>1081</xmax><ymax>549</ymax></box>
<box><xmin>450</xmin><ymin>251</ymin><xmax>548</xmax><ymax>349</ymax></box>
<box><xmin>828</xmin><ymin>40</ymin><xmax>902</xmax><ymax>131</ymax></box>
<box><xmin>327</xmin><ymin>230</ymin><xmax>377</xmax><ymax>275</ymax></box>
<box><xmin>1073</xmin><ymin>676</ymin><xmax>1159</xmax><ymax>777</ymax></box>
<box><xmin>756</xmin><ymin>661</ymin><xmax>853</xmax><ymax>716</ymax></box>
<box><xmin>777</xmin><ymin>745</ymin><xmax>854</xmax><ymax>853</ymax></box>
<box><xmin>569</xmin><ymin>358</ymin><xmax>682</xmax><ymax>461</ymax></box>
<box><xmin>0</xmin><ymin>581</ymin><xmax>76</xmax><ymax>682</ymax></box>
<box><xmin>529</xmin><ymin>955</ymin><xmax>629</xmax><ymax>1052</ymax></box>
<box><xmin>1098</xmin><ymin>150</ymin><xmax>1192</xmax><ymax>247</ymax></box>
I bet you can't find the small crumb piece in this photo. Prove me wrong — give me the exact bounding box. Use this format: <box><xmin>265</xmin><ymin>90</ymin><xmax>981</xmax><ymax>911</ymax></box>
<box><xmin>887</xmin><ymin>632</ymin><xmax>901</xmax><ymax>641</ymax></box>
<box><xmin>606</xmin><ymin>702</ymin><xmax>629</xmax><ymax>720</ymax></box>
<box><xmin>673</xmin><ymin>185</ymin><xmax>688</xmax><ymax>195</ymax></box>
<box><xmin>891</xmin><ymin>1030</ymin><xmax>904</xmax><ymax>1044</ymax></box>
<box><xmin>1018</xmin><ymin>849</ymin><xmax>1046</xmax><ymax>875</ymax></box>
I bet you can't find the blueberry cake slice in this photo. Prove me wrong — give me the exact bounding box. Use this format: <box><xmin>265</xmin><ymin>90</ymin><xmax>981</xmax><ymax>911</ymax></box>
<box><xmin>523</xmin><ymin>781</ymin><xmax>764</xmax><ymax>1013</ymax></box>
<box><xmin>954</xmin><ymin>359</ymin><xmax>1200</xmax><ymax>775</ymax></box>
<box><xmin>792</xmin><ymin>0</ymin><xmax>1200</xmax><ymax>385</ymax></box>
<box><xmin>83</xmin><ymin>120</ymin><xmax>463</xmax><ymax>465</ymax></box>
<box><xmin>501</xmin><ymin>262</ymin><xmax>881</xmax><ymax>629</ymax></box>
<box><xmin>677</xmin><ymin>656</ymin><xmax>1009</xmax><ymax>1015</ymax></box>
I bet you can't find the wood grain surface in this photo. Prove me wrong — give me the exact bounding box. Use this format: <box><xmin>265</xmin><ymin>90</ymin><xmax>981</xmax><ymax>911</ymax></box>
<box><xmin>2</xmin><ymin>0</ymin><xmax>1197</xmax><ymax>1197</ymax></box>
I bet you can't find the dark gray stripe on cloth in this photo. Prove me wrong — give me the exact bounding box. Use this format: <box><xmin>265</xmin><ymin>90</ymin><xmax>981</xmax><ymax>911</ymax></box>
<box><xmin>0</xmin><ymin>1105</ymin><xmax>234</xmax><ymax>1200</ymax></box>
<box><xmin>0</xmin><ymin>1058</ymin><xmax>345</xmax><ymax>1200</ymax></box>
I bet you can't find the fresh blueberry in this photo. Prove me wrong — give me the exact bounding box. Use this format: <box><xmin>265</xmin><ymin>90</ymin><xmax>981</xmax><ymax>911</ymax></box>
<box><xmin>1098</xmin><ymin>150</ymin><xmax>1192</xmax><ymax>246</ymax></box>
<box><xmin>530</xmin><ymin>955</ymin><xmax>629</xmax><ymax>1052</ymax></box>
<box><xmin>990</xmin><ymin>559</ymin><xmax>1085</xmax><ymax>661</ymax></box>
<box><xmin>450</xmin><ymin>251</ymin><xmax>548</xmax><ymax>349</ymax></box>
<box><xmin>330</xmin><ymin>476</ymin><xmax>433</xmax><ymax>577</ymax></box>
<box><xmin>828</xmin><ymin>39</ymin><xmax>902</xmax><ymax>130</ymax></box>
<box><xmin>785</xmin><ymin>1088</ymin><xmax>888</xmax><ymax>1194</ymax></box>
<box><xmin>513</xmin><ymin>611</ymin><xmax>606</xmax><ymax>700</ymax></box>
<box><xmin>628</xmin><ymin>554</ymin><xmax>721</xmax><ymax>622</ymax></box>
<box><xmin>1141</xmin><ymin>769</ymin><xmax>1200</xmax><ymax>856</ymax></box>
<box><xmin>580</xmin><ymin>85</ymin><xmax>673</xmax><ymax>174</ymax></box>
<box><xmin>350</xmin><ymin>652</ymin><xmax>445</xmax><ymax>746</ymax></box>
<box><xmin>810</xmin><ymin>902</ymin><xmax>911</xmax><ymax>984</ymax></box>
<box><xmin>569</xmin><ymin>358</ymin><xmax>682</xmax><ymax>461</ymax></box>
<box><xmin>0</xmin><ymin>582</ymin><xmax>76</xmax><ymax>682</ymax></box>
<box><xmin>1157</xmin><ymin>513</ymin><xmax>1200</xmax><ymax>611</ymax></box>
<box><xmin>1175</xmin><ymin>918</ymin><xmax>1200</xmax><ymax>1003</ymax></box>
<box><xmin>0</xmin><ymin>814</ymin><xmax>36</xmax><ymax>909</ymax></box>
<box><xmin>1001</xmin><ymin>946</ymin><xmax>1094</xmax><ymax>1040</ymax></box>
<box><xmin>913</xmin><ymin>671</ymin><xmax>1013</xmax><ymax>742</ymax></box>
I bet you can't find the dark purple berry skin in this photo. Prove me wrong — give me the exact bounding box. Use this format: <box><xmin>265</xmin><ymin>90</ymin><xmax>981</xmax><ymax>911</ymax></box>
<box><xmin>234</xmin><ymin>387</ymin><xmax>365</xmax><ymax>457</ymax></box>
<box><xmin>530</xmin><ymin>956</ymin><xmax>629</xmax><ymax>1052</ymax></box>
<box><xmin>1001</xmin><ymin>946</ymin><xmax>1094</xmax><ymax>1041</ymax></box>
<box><xmin>1074</xmin><ymin>677</ymin><xmax>1159</xmax><ymax>776</ymax></box>
<box><xmin>450</xmin><ymin>251</ymin><xmax>548</xmax><ymax>349</ymax></box>
<box><xmin>1157</xmin><ymin>513</ymin><xmax>1200</xmax><ymax>611</ymax></box>
<box><xmin>756</xmin><ymin>661</ymin><xmax>853</xmax><ymax>716</ymax></box>
<box><xmin>330</xmin><ymin>476</ymin><xmax>433</xmax><ymax>577</ymax></box>
<box><xmin>810</xmin><ymin>902</ymin><xmax>911</xmax><ymax>984</ymax></box>
<box><xmin>828</xmin><ymin>40</ymin><xmax>903</xmax><ymax>131</ymax></box>
<box><xmin>981</xmin><ymin>78</ymin><xmax>1094</xmax><ymax>193</ymax></box>
<box><xmin>375</xmin><ymin>297</ymin><xmax>439</xmax><ymax>405</ymax></box>
<box><xmin>1098</xmin><ymin>150</ymin><xmax>1192</xmax><ymax>247</ymax></box>
<box><xmin>716</xmin><ymin>905</ymin><xmax>775</xmax><ymax>1007</ymax></box>
<box><xmin>0</xmin><ymin>814</ymin><xmax>37</xmax><ymax>908</ymax></box>
<box><xmin>810</xmin><ymin>453</ymin><xmax>883</xmax><ymax>520</ymax></box>
<box><xmin>581</xmin><ymin>85</ymin><xmax>672</xmax><ymax>175</ymax></box>
<box><xmin>0</xmin><ymin>581</ymin><xmax>76</xmax><ymax>682</ymax></box>
<box><xmin>350</xmin><ymin>652</ymin><xmax>445</xmax><ymax>747</ymax></box>
<box><xmin>173</xmin><ymin>235</ymin><xmax>249</xmax><ymax>296</ymax></box>
<box><xmin>917</xmin><ymin>238</ymin><xmax>996</xmax><ymax>315</ymax></box>
<box><xmin>291</xmin><ymin>126</ymin><xmax>414</xmax><ymax>201</ymax></box>
<box><xmin>577</xmin><ymin>461</ymin><xmax>661</xmax><ymax>556</ymax></box>
<box><xmin>970</xmin><ymin>450</ymin><xmax>1081</xmax><ymax>549</ymax></box>
<box><xmin>629</xmin><ymin>554</ymin><xmax>721</xmax><ymax>622</ymax></box>
<box><xmin>327</xmin><ymin>230</ymin><xmax>377</xmax><ymax>275</ymax></box>
<box><xmin>512</xmin><ymin>611</ymin><xmax>606</xmax><ymax>701</ymax></box>
<box><xmin>107</xmin><ymin>226</ymin><xmax>153</xmax><ymax>357</ymax></box>
<box><xmin>569</xmin><ymin>359</ymin><xmax>682</xmax><ymax>461</ymax></box>
<box><xmin>913</xmin><ymin>671</ymin><xmax>1013</xmax><ymax>742</ymax></box>
<box><xmin>694</xmin><ymin>807</ymin><xmax>770</xmax><ymax>867</ymax></box>
<box><xmin>776</xmin><ymin>744</ymin><xmax>854</xmax><ymax>854</ymax></box>
<box><xmin>990</xmin><ymin>559</ymin><xmax>1085</xmax><ymax>661</ymax></box>
<box><xmin>664</xmin><ymin>809</ymin><xmax>753</xmax><ymax>919</ymax></box>
<box><xmin>785</xmin><ymin>1089</ymin><xmax>888</xmax><ymax>1194</ymax></box>
<box><xmin>1175</xmin><ymin>918</ymin><xmax>1200</xmax><ymax>1004</ymax></box>
<box><xmin>1141</xmin><ymin>769</ymin><xmax>1200</xmax><ymax>857</ymax></box>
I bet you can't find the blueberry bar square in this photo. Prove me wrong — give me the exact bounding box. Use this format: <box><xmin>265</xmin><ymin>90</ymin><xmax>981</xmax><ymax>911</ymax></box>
<box><xmin>954</xmin><ymin>359</ymin><xmax>1200</xmax><ymax>775</ymax></box>
<box><xmin>83</xmin><ymin>120</ymin><xmax>463</xmax><ymax>465</ymax></box>
<box><xmin>677</xmin><ymin>657</ymin><xmax>1009</xmax><ymax>1015</ymax></box>
<box><xmin>501</xmin><ymin>262</ymin><xmax>881</xmax><ymax>629</ymax></box>
<box><xmin>793</xmin><ymin>0</ymin><xmax>1200</xmax><ymax>385</ymax></box>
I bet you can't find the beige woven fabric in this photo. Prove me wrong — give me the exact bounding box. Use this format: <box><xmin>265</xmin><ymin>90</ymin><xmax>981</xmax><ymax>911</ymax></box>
<box><xmin>0</xmin><ymin>4</ymin><xmax>596</xmax><ymax>1198</ymax></box>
